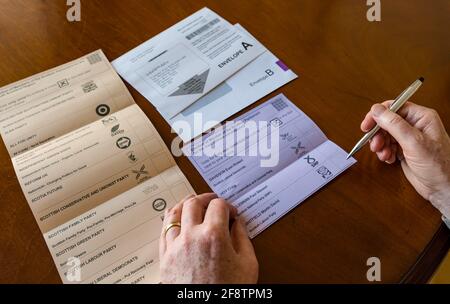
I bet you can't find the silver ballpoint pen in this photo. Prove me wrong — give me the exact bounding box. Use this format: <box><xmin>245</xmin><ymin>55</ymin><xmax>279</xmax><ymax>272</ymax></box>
<box><xmin>346</xmin><ymin>77</ymin><xmax>424</xmax><ymax>159</ymax></box>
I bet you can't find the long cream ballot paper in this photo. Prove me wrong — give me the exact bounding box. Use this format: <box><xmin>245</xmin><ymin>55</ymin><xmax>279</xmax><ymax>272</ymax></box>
<box><xmin>44</xmin><ymin>166</ymin><xmax>192</xmax><ymax>284</ymax></box>
<box><xmin>0</xmin><ymin>50</ymin><xmax>195</xmax><ymax>283</ymax></box>
<box><xmin>0</xmin><ymin>50</ymin><xmax>134</xmax><ymax>157</ymax></box>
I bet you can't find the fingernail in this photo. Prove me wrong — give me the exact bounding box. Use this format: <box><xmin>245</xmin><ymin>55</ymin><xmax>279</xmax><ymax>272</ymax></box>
<box><xmin>372</xmin><ymin>104</ymin><xmax>386</xmax><ymax>117</ymax></box>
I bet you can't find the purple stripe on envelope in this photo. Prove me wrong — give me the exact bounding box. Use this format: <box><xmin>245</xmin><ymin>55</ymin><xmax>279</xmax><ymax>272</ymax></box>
<box><xmin>276</xmin><ymin>60</ymin><xmax>289</xmax><ymax>71</ymax></box>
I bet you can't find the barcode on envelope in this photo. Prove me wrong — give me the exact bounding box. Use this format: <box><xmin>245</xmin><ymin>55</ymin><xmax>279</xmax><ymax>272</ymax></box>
<box><xmin>87</xmin><ymin>53</ymin><xmax>102</xmax><ymax>65</ymax></box>
<box><xmin>271</xmin><ymin>98</ymin><xmax>288</xmax><ymax>111</ymax></box>
<box><xmin>186</xmin><ymin>18</ymin><xmax>220</xmax><ymax>40</ymax></box>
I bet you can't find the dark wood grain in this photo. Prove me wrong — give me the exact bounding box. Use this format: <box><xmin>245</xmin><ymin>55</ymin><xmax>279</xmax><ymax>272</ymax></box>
<box><xmin>0</xmin><ymin>0</ymin><xmax>449</xmax><ymax>284</ymax></box>
<box><xmin>401</xmin><ymin>224</ymin><xmax>450</xmax><ymax>283</ymax></box>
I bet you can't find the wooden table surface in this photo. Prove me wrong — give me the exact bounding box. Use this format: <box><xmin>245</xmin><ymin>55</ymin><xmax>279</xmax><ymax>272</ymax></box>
<box><xmin>0</xmin><ymin>0</ymin><xmax>449</xmax><ymax>284</ymax></box>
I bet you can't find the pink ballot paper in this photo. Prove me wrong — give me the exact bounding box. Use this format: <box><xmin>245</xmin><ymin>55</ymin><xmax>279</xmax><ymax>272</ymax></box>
<box><xmin>183</xmin><ymin>94</ymin><xmax>356</xmax><ymax>238</ymax></box>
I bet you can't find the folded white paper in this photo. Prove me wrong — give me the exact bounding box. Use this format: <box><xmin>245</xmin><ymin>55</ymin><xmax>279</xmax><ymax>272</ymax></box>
<box><xmin>113</xmin><ymin>8</ymin><xmax>266</xmax><ymax>118</ymax></box>
<box><xmin>170</xmin><ymin>24</ymin><xmax>298</xmax><ymax>142</ymax></box>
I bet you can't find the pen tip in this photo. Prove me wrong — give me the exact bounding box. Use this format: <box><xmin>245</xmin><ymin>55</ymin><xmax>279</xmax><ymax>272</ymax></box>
<box><xmin>419</xmin><ymin>77</ymin><xmax>425</xmax><ymax>82</ymax></box>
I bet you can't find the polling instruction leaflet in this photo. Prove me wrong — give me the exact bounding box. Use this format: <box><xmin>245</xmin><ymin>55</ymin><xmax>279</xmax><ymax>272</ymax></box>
<box><xmin>113</xmin><ymin>7</ymin><xmax>266</xmax><ymax>119</ymax></box>
<box><xmin>183</xmin><ymin>94</ymin><xmax>356</xmax><ymax>238</ymax></box>
<box><xmin>169</xmin><ymin>24</ymin><xmax>298</xmax><ymax>142</ymax></box>
<box><xmin>0</xmin><ymin>50</ymin><xmax>195</xmax><ymax>283</ymax></box>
